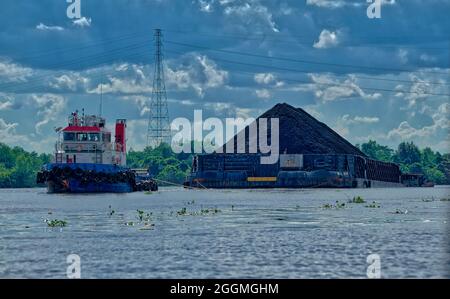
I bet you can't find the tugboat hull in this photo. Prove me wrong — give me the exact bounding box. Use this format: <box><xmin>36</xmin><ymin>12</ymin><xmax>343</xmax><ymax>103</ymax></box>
<box><xmin>47</xmin><ymin>179</ymin><xmax>133</xmax><ymax>193</ymax></box>
<box><xmin>37</xmin><ymin>163</ymin><xmax>157</xmax><ymax>194</ymax></box>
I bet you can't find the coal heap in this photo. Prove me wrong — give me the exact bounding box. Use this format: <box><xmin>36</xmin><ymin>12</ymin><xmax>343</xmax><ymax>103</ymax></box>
<box><xmin>224</xmin><ymin>103</ymin><xmax>366</xmax><ymax>156</ymax></box>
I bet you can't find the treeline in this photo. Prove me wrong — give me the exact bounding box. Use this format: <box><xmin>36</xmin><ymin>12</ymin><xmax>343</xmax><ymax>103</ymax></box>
<box><xmin>357</xmin><ymin>140</ymin><xmax>450</xmax><ymax>184</ymax></box>
<box><xmin>0</xmin><ymin>140</ymin><xmax>449</xmax><ymax>188</ymax></box>
<box><xmin>127</xmin><ymin>143</ymin><xmax>193</xmax><ymax>185</ymax></box>
<box><xmin>0</xmin><ymin>143</ymin><xmax>51</xmax><ymax>188</ymax></box>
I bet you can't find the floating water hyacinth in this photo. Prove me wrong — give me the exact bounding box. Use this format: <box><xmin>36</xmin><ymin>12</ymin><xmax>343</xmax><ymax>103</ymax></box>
<box><xmin>45</xmin><ymin>219</ymin><xmax>67</xmax><ymax>227</ymax></box>
<box><xmin>177</xmin><ymin>207</ymin><xmax>187</xmax><ymax>216</ymax></box>
<box><xmin>365</xmin><ymin>201</ymin><xmax>381</xmax><ymax>208</ymax></box>
<box><xmin>176</xmin><ymin>207</ymin><xmax>221</xmax><ymax>216</ymax></box>
<box><xmin>137</xmin><ymin>209</ymin><xmax>151</xmax><ymax>221</ymax></box>
<box><xmin>322</xmin><ymin>201</ymin><xmax>346</xmax><ymax>209</ymax></box>
<box><xmin>349</xmin><ymin>196</ymin><xmax>366</xmax><ymax>204</ymax></box>
<box><xmin>108</xmin><ymin>205</ymin><xmax>115</xmax><ymax>216</ymax></box>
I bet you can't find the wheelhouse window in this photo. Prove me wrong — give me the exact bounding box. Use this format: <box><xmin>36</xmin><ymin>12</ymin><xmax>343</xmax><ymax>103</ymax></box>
<box><xmin>77</xmin><ymin>133</ymin><xmax>88</xmax><ymax>141</ymax></box>
<box><xmin>88</xmin><ymin>133</ymin><xmax>100</xmax><ymax>142</ymax></box>
<box><xmin>63</xmin><ymin>132</ymin><xmax>76</xmax><ymax>141</ymax></box>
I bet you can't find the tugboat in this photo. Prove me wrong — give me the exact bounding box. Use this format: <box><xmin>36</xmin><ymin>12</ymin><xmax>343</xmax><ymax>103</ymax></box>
<box><xmin>36</xmin><ymin>110</ymin><xmax>158</xmax><ymax>193</ymax></box>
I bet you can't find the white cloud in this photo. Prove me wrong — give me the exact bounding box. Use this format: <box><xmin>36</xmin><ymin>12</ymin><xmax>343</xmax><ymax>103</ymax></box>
<box><xmin>121</xmin><ymin>95</ymin><xmax>149</xmax><ymax>116</ymax></box>
<box><xmin>306</xmin><ymin>0</ymin><xmax>356</xmax><ymax>9</ymax></box>
<box><xmin>254</xmin><ymin>72</ymin><xmax>284</xmax><ymax>87</ymax></box>
<box><xmin>336</xmin><ymin>114</ymin><xmax>380</xmax><ymax>139</ymax></box>
<box><xmin>0</xmin><ymin>93</ymin><xmax>15</xmax><ymax>110</ymax></box>
<box><xmin>49</xmin><ymin>73</ymin><xmax>90</xmax><ymax>91</ymax></box>
<box><xmin>387</xmin><ymin>102</ymin><xmax>449</xmax><ymax>141</ymax></box>
<box><xmin>88</xmin><ymin>64</ymin><xmax>152</xmax><ymax>94</ymax></box>
<box><xmin>31</xmin><ymin>94</ymin><xmax>67</xmax><ymax>134</ymax></box>
<box><xmin>0</xmin><ymin>118</ymin><xmax>59</xmax><ymax>153</ymax></box>
<box><xmin>204</xmin><ymin>101</ymin><xmax>232</xmax><ymax>113</ymax></box>
<box><xmin>72</xmin><ymin>17</ymin><xmax>92</xmax><ymax>28</ymax></box>
<box><xmin>198</xmin><ymin>0</ymin><xmax>214</xmax><ymax>12</ymax></box>
<box><xmin>0</xmin><ymin>118</ymin><xmax>28</xmax><ymax>145</ymax></box>
<box><xmin>307</xmin><ymin>0</ymin><xmax>395</xmax><ymax>8</ymax></box>
<box><xmin>313</xmin><ymin>29</ymin><xmax>340</xmax><ymax>49</ymax></box>
<box><xmin>0</xmin><ymin>60</ymin><xmax>32</xmax><ymax>82</ymax></box>
<box><xmin>223</xmin><ymin>1</ymin><xmax>279</xmax><ymax>32</ymax></box>
<box><xmin>398</xmin><ymin>49</ymin><xmax>408</xmax><ymax>64</ymax></box>
<box><xmin>166</xmin><ymin>54</ymin><xmax>228</xmax><ymax>97</ymax></box>
<box><xmin>255</xmin><ymin>89</ymin><xmax>271</xmax><ymax>99</ymax></box>
<box><xmin>0</xmin><ymin>100</ymin><xmax>13</xmax><ymax>110</ymax></box>
<box><xmin>36</xmin><ymin>23</ymin><xmax>64</xmax><ymax>31</ymax></box>
<box><xmin>254</xmin><ymin>73</ymin><xmax>276</xmax><ymax>84</ymax></box>
<box><xmin>299</xmin><ymin>73</ymin><xmax>381</xmax><ymax>102</ymax></box>
<box><xmin>126</xmin><ymin>119</ymin><xmax>148</xmax><ymax>151</ymax></box>
<box><xmin>0</xmin><ymin>118</ymin><xmax>18</xmax><ymax>134</ymax></box>
<box><xmin>198</xmin><ymin>55</ymin><xmax>228</xmax><ymax>88</ymax></box>
<box><xmin>342</xmin><ymin>114</ymin><xmax>380</xmax><ymax>125</ymax></box>
<box><xmin>420</xmin><ymin>54</ymin><xmax>437</xmax><ymax>63</ymax></box>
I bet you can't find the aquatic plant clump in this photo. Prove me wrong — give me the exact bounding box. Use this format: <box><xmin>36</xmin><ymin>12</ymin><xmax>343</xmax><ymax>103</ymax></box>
<box><xmin>45</xmin><ymin>219</ymin><xmax>67</xmax><ymax>227</ymax></box>
<box><xmin>350</xmin><ymin>196</ymin><xmax>366</xmax><ymax>204</ymax></box>
<box><xmin>177</xmin><ymin>207</ymin><xmax>188</xmax><ymax>216</ymax></box>
<box><xmin>137</xmin><ymin>209</ymin><xmax>152</xmax><ymax>222</ymax></box>
<box><xmin>322</xmin><ymin>201</ymin><xmax>346</xmax><ymax>209</ymax></box>
<box><xmin>365</xmin><ymin>201</ymin><xmax>381</xmax><ymax>208</ymax></box>
<box><xmin>176</xmin><ymin>206</ymin><xmax>222</xmax><ymax>216</ymax></box>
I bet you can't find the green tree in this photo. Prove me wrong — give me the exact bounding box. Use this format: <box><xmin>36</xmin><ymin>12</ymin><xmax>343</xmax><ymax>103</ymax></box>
<box><xmin>360</xmin><ymin>140</ymin><xmax>393</xmax><ymax>162</ymax></box>
<box><xmin>421</xmin><ymin>147</ymin><xmax>437</xmax><ymax>167</ymax></box>
<box><xmin>423</xmin><ymin>167</ymin><xmax>446</xmax><ymax>184</ymax></box>
<box><xmin>0</xmin><ymin>143</ymin><xmax>51</xmax><ymax>188</ymax></box>
<box><xmin>127</xmin><ymin>143</ymin><xmax>193</xmax><ymax>185</ymax></box>
<box><xmin>393</xmin><ymin>141</ymin><xmax>421</xmax><ymax>164</ymax></box>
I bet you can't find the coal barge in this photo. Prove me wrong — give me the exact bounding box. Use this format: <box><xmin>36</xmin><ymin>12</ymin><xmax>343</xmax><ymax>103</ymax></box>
<box><xmin>185</xmin><ymin>103</ymin><xmax>425</xmax><ymax>189</ymax></box>
<box><xmin>36</xmin><ymin>111</ymin><xmax>157</xmax><ymax>193</ymax></box>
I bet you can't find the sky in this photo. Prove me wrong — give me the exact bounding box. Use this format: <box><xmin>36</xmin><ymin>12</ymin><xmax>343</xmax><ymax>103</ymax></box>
<box><xmin>0</xmin><ymin>0</ymin><xmax>449</xmax><ymax>153</ymax></box>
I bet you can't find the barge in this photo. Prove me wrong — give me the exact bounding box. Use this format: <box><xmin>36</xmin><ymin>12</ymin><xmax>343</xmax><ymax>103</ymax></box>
<box><xmin>184</xmin><ymin>103</ymin><xmax>426</xmax><ymax>189</ymax></box>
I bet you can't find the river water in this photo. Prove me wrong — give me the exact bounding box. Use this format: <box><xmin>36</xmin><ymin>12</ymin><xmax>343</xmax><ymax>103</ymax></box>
<box><xmin>0</xmin><ymin>187</ymin><xmax>449</xmax><ymax>278</ymax></box>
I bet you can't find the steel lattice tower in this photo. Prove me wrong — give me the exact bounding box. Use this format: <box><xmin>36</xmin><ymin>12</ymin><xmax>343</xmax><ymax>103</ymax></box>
<box><xmin>147</xmin><ymin>29</ymin><xmax>170</xmax><ymax>148</ymax></box>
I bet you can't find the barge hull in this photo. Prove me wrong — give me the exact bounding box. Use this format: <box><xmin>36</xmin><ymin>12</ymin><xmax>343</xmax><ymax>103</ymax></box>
<box><xmin>185</xmin><ymin>153</ymin><xmax>420</xmax><ymax>189</ymax></box>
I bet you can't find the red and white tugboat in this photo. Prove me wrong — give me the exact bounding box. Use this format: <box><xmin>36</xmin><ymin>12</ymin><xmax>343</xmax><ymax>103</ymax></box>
<box><xmin>37</xmin><ymin>110</ymin><xmax>157</xmax><ymax>193</ymax></box>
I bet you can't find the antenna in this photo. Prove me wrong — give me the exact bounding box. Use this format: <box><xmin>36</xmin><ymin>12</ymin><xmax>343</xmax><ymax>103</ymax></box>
<box><xmin>99</xmin><ymin>81</ymin><xmax>103</xmax><ymax>117</ymax></box>
<box><xmin>147</xmin><ymin>28</ymin><xmax>170</xmax><ymax>148</ymax></box>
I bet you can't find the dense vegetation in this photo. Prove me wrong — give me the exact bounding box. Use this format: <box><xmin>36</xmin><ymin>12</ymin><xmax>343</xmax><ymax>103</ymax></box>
<box><xmin>357</xmin><ymin>140</ymin><xmax>450</xmax><ymax>185</ymax></box>
<box><xmin>127</xmin><ymin>143</ymin><xmax>193</xmax><ymax>185</ymax></box>
<box><xmin>0</xmin><ymin>143</ymin><xmax>51</xmax><ymax>188</ymax></box>
<box><xmin>0</xmin><ymin>140</ymin><xmax>448</xmax><ymax>188</ymax></box>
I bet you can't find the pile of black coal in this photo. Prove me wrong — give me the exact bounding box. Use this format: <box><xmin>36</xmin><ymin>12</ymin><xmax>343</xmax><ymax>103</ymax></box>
<box><xmin>223</xmin><ymin>102</ymin><xmax>366</xmax><ymax>156</ymax></box>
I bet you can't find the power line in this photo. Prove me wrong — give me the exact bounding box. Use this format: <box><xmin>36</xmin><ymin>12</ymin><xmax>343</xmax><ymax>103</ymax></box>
<box><xmin>165</xmin><ymin>49</ymin><xmax>449</xmax><ymax>86</ymax></box>
<box><xmin>163</xmin><ymin>29</ymin><xmax>450</xmax><ymax>51</ymax></box>
<box><xmin>165</xmin><ymin>49</ymin><xmax>450</xmax><ymax>97</ymax></box>
<box><xmin>2</xmin><ymin>47</ymin><xmax>449</xmax><ymax>97</ymax></box>
<box><xmin>1</xmin><ymin>36</ymin><xmax>448</xmax><ymax>97</ymax></box>
<box><xmin>0</xmin><ymin>42</ymin><xmax>152</xmax><ymax>92</ymax></box>
<box><xmin>165</xmin><ymin>40</ymin><xmax>450</xmax><ymax>75</ymax></box>
<box><xmin>3</xmin><ymin>42</ymin><xmax>447</xmax><ymax>94</ymax></box>
<box><xmin>3</xmin><ymin>30</ymin><xmax>152</xmax><ymax>61</ymax></box>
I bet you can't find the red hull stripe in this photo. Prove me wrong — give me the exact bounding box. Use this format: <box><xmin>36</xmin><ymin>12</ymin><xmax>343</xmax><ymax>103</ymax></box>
<box><xmin>63</xmin><ymin>126</ymin><xmax>101</xmax><ymax>132</ymax></box>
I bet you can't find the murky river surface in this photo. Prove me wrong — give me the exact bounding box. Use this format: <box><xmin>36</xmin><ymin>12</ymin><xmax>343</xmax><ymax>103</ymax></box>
<box><xmin>0</xmin><ymin>187</ymin><xmax>449</xmax><ymax>278</ymax></box>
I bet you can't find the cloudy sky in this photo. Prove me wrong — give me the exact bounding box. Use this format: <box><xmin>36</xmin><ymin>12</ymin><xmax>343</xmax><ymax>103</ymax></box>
<box><xmin>0</xmin><ymin>0</ymin><xmax>449</xmax><ymax>153</ymax></box>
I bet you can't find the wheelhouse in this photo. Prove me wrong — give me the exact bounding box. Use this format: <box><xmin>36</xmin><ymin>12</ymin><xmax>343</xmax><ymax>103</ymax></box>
<box><xmin>54</xmin><ymin>111</ymin><xmax>126</xmax><ymax>166</ymax></box>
